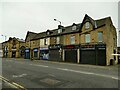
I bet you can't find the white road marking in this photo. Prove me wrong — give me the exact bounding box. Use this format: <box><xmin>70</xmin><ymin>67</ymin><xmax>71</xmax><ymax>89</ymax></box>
<box><xmin>13</xmin><ymin>74</ymin><xmax>27</xmax><ymax>78</ymax></box>
<box><xmin>30</xmin><ymin>64</ymin><xmax>49</xmax><ymax>68</ymax></box>
<box><xmin>48</xmin><ymin>74</ymin><xmax>56</xmax><ymax>77</ymax></box>
<box><xmin>56</xmin><ymin>67</ymin><xmax>119</xmax><ymax>80</ymax></box>
<box><xmin>29</xmin><ymin>64</ymin><xmax>119</xmax><ymax>80</ymax></box>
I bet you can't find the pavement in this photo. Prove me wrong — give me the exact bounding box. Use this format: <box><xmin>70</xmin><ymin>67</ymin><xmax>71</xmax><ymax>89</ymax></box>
<box><xmin>1</xmin><ymin>58</ymin><xmax>120</xmax><ymax>89</ymax></box>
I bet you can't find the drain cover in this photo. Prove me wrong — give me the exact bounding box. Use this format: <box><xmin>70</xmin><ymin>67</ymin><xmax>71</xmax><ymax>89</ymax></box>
<box><xmin>40</xmin><ymin>78</ymin><xmax>61</xmax><ymax>85</ymax></box>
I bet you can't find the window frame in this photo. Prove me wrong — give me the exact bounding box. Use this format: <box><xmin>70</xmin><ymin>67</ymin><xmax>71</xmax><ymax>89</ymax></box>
<box><xmin>85</xmin><ymin>34</ymin><xmax>90</xmax><ymax>43</ymax></box>
<box><xmin>58</xmin><ymin>29</ymin><xmax>62</xmax><ymax>33</ymax></box>
<box><xmin>72</xmin><ymin>25</ymin><xmax>77</xmax><ymax>30</ymax></box>
<box><xmin>85</xmin><ymin>22</ymin><xmax>90</xmax><ymax>29</ymax></box>
<box><xmin>44</xmin><ymin>38</ymin><xmax>48</xmax><ymax>45</ymax></box>
<box><xmin>70</xmin><ymin>35</ymin><xmax>75</xmax><ymax>44</ymax></box>
<box><xmin>56</xmin><ymin>37</ymin><xmax>60</xmax><ymax>44</ymax></box>
<box><xmin>98</xmin><ymin>32</ymin><xmax>103</xmax><ymax>42</ymax></box>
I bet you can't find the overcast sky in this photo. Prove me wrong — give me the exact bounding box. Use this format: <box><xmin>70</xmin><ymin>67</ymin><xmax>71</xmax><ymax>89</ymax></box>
<box><xmin>0</xmin><ymin>0</ymin><xmax>119</xmax><ymax>46</ymax></box>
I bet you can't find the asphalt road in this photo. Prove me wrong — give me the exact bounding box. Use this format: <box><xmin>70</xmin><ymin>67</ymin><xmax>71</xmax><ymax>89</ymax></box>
<box><xmin>1</xmin><ymin>58</ymin><xmax>120</xmax><ymax>89</ymax></box>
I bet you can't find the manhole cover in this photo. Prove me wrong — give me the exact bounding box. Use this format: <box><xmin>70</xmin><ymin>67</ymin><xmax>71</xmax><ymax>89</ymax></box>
<box><xmin>40</xmin><ymin>78</ymin><xmax>61</xmax><ymax>85</ymax></box>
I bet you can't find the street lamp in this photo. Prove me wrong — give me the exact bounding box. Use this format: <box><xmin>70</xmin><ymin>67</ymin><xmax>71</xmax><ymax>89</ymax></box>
<box><xmin>54</xmin><ymin>18</ymin><xmax>63</xmax><ymax>61</ymax></box>
<box><xmin>54</xmin><ymin>19</ymin><xmax>61</xmax><ymax>25</ymax></box>
<box><xmin>1</xmin><ymin>34</ymin><xmax>7</xmax><ymax>41</ymax></box>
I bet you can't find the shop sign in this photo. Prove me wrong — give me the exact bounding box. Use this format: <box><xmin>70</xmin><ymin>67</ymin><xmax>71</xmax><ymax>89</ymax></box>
<box><xmin>12</xmin><ymin>49</ymin><xmax>17</xmax><ymax>51</ymax></box>
<box><xmin>34</xmin><ymin>49</ymin><xmax>38</xmax><ymax>52</ymax></box>
<box><xmin>25</xmin><ymin>49</ymin><xmax>29</xmax><ymax>52</ymax></box>
<box><xmin>40</xmin><ymin>48</ymin><xmax>48</xmax><ymax>50</ymax></box>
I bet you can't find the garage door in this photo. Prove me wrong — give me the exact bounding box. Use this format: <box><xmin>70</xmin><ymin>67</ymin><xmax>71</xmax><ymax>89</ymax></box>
<box><xmin>80</xmin><ymin>49</ymin><xmax>96</xmax><ymax>65</ymax></box>
<box><xmin>65</xmin><ymin>49</ymin><xmax>77</xmax><ymax>63</ymax></box>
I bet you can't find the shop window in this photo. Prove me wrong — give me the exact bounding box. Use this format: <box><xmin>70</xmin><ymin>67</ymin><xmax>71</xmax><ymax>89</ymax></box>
<box><xmin>85</xmin><ymin>34</ymin><xmax>90</xmax><ymax>43</ymax></box>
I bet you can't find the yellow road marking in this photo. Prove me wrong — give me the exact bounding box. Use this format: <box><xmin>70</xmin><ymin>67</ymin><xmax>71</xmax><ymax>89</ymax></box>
<box><xmin>0</xmin><ymin>75</ymin><xmax>27</xmax><ymax>90</ymax></box>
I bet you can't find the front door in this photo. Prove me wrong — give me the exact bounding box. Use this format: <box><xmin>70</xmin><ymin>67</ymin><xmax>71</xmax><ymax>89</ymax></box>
<box><xmin>12</xmin><ymin>51</ymin><xmax>16</xmax><ymax>58</ymax></box>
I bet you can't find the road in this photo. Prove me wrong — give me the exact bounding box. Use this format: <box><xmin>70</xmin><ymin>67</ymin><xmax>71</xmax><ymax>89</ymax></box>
<box><xmin>1</xmin><ymin>58</ymin><xmax>120</xmax><ymax>89</ymax></box>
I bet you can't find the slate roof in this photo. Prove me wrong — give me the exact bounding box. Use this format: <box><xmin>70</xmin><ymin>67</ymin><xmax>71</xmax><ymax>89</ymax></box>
<box><xmin>16</xmin><ymin>38</ymin><xmax>25</xmax><ymax>42</ymax></box>
<box><xmin>25</xmin><ymin>31</ymin><xmax>38</xmax><ymax>41</ymax></box>
<box><xmin>28</xmin><ymin>14</ymin><xmax>113</xmax><ymax>41</ymax></box>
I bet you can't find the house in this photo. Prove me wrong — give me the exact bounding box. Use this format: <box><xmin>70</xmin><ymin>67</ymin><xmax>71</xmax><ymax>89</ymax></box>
<box><xmin>2</xmin><ymin>37</ymin><xmax>25</xmax><ymax>58</ymax></box>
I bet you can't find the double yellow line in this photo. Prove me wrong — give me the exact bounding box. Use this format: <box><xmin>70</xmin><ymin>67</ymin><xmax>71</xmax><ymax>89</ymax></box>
<box><xmin>0</xmin><ymin>75</ymin><xmax>27</xmax><ymax>90</ymax></box>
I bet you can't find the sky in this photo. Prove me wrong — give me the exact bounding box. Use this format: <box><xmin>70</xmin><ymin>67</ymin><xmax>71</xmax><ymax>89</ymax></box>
<box><xmin>0</xmin><ymin>0</ymin><xmax>119</xmax><ymax>46</ymax></box>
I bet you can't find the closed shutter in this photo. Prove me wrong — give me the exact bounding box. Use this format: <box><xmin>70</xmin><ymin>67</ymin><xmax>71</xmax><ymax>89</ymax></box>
<box><xmin>65</xmin><ymin>49</ymin><xmax>77</xmax><ymax>63</ymax></box>
<box><xmin>80</xmin><ymin>49</ymin><xmax>96</xmax><ymax>65</ymax></box>
<box><xmin>49</xmin><ymin>50</ymin><xmax>60</xmax><ymax>61</ymax></box>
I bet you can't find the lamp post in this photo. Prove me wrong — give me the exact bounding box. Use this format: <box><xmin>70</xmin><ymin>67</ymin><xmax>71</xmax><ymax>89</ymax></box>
<box><xmin>54</xmin><ymin>19</ymin><xmax>62</xmax><ymax>25</ymax></box>
<box><xmin>54</xmin><ymin>19</ymin><xmax>62</xmax><ymax>61</ymax></box>
<box><xmin>1</xmin><ymin>34</ymin><xmax>7</xmax><ymax>41</ymax></box>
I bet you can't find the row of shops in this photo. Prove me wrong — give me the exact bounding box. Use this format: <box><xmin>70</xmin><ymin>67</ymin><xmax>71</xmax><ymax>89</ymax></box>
<box><xmin>24</xmin><ymin>44</ymin><xmax>109</xmax><ymax>66</ymax></box>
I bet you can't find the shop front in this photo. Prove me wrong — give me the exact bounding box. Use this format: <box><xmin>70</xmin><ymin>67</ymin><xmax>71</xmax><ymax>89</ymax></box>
<box><xmin>24</xmin><ymin>48</ymin><xmax>30</xmax><ymax>59</ymax></box>
<box><xmin>40</xmin><ymin>47</ymin><xmax>49</xmax><ymax>60</ymax></box>
<box><xmin>11</xmin><ymin>49</ymin><xmax>17</xmax><ymax>58</ymax></box>
<box><xmin>80</xmin><ymin>44</ymin><xmax>96</xmax><ymax>65</ymax></box>
<box><xmin>96</xmin><ymin>44</ymin><xmax>106</xmax><ymax>65</ymax></box>
<box><xmin>49</xmin><ymin>44</ymin><xmax>62</xmax><ymax>61</ymax></box>
<box><xmin>63</xmin><ymin>45</ymin><xmax>79</xmax><ymax>63</ymax></box>
<box><xmin>80</xmin><ymin>44</ymin><xmax>106</xmax><ymax>65</ymax></box>
<box><xmin>33</xmin><ymin>48</ymin><xmax>39</xmax><ymax>59</ymax></box>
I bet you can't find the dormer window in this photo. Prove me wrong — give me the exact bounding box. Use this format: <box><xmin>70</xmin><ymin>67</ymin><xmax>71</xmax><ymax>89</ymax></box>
<box><xmin>47</xmin><ymin>31</ymin><xmax>50</xmax><ymax>35</ymax></box>
<box><xmin>85</xmin><ymin>22</ymin><xmax>90</xmax><ymax>29</ymax></box>
<box><xmin>95</xmin><ymin>21</ymin><xmax>97</xmax><ymax>28</ymax></box>
<box><xmin>58</xmin><ymin>29</ymin><xmax>62</xmax><ymax>33</ymax></box>
<box><xmin>72</xmin><ymin>25</ymin><xmax>77</xmax><ymax>30</ymax></box>
<box><xmin>46</xmin><ymin>30</ymin><xmax>51</xmax><ymax>35</ymax></box>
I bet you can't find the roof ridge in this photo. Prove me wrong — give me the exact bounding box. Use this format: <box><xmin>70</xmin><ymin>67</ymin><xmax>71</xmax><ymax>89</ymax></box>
<box><xmin>95</xmin><ymin>16</ymin><xmax>111</xmax><ymax>21</ymax></box>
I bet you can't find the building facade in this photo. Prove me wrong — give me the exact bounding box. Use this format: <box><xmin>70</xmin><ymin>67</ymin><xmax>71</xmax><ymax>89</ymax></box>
<box><xmin>3</xmin><ymin>14</ymin><xmax>117</xmax><ymax>66</ymax></box>
<box><xmin>2</xmin><ymin>37</ymin><xmax>25</xmax><ymax>58</ymax></box>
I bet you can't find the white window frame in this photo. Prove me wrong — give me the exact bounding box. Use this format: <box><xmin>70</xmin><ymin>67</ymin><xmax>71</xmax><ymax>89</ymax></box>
<box><xmin>56</xmin><ymin>37</ymin><xmax>60</xmax><ymax>44</ymax></box>
<box><xmin>70</xmin><ymin>36</ymin><xmax>75</xmax><ymax>44</ymax></box>
<box><xmin>72</xmin><ymin>25</ymin><xmax>77</xmax><ymax>30</ymax></box>
<box><xmin>85</xmin><ymin>34</ymin><xmax>90</xmax><ymax>43</ymax></box>
<box><xmin>58</xmin><ymin>29</ymin><xmax>62</xmax><ymax>33</ymax></box>
<box><xmin>85</xmin><ymin>22</ymin><xmax>90</xmax><ymax>29</ymax></box>
<box><xmin>98</xmin><ymin>32</ymin><xmax>103</xmax><ymax>42</ymax></box>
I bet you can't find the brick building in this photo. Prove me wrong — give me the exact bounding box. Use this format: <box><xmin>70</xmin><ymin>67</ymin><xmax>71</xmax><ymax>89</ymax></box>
<box><xmin>2</xmin><ymin>37</ymin><xmax>25</xmax><ymax>58</ymax></box>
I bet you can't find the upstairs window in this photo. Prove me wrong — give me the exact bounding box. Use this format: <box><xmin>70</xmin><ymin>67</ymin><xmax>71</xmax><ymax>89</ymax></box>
<box><xmin>70</xmin><ymin>36</ymin><xmax>75</xmax><ymax>44</ymax></box>
<box><xmin>98</xmin><ymin>32</ymin><xmax>103</xmax><ymax>42</ymax></box>
<box><xmin>72</xmin><ymin>25</ymin><xmax>77</xmax><ymax>30</ymax></box>
<box><xmin>56</xmin><ymin>37</ymin><xmax>60</xmax><ymax>44</ymax></box>
<box><xmin>85</xmin><ymin>22</ymin><xmax>90</xmax><ymax>29</ymax></box>
<box><xmin>44</xmin><ymin>38</ymin><xmax>48</xmax><ymax>45</ymax></box>
<box><xmin>85</xmin><ymin>34</ymin><xmax>90</xmax><ymax>43</ymax></box>
<box><xmin>58</xmin><ymin>29</ymin><xmax>62</xmax><ymax>33</ymax></box>
<box><xmin>47</xmin><ymin>31</ymin><xmax>50</xmax><ymax>35</ymax></box>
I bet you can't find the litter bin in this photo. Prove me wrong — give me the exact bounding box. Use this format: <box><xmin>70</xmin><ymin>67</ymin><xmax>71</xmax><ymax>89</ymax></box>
<box><xmin>110</xmin><ymin>59</ymin><xmax>115</xmax><ymax>65</ymax></box>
